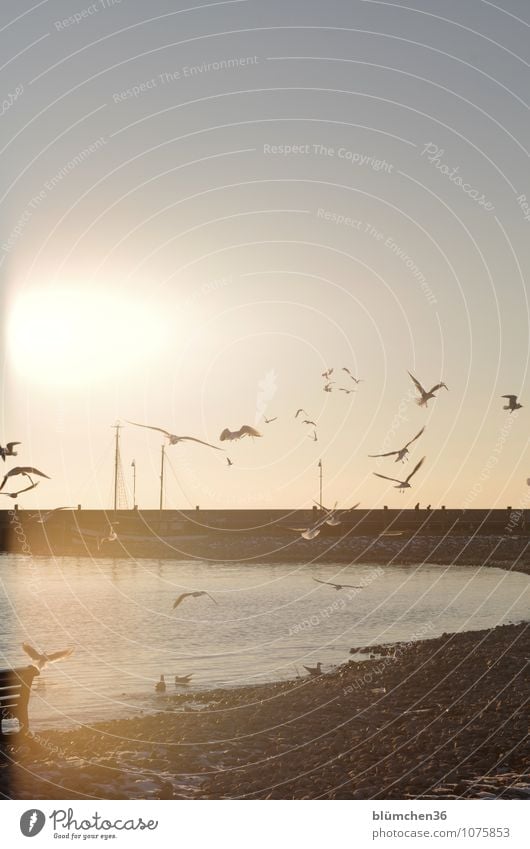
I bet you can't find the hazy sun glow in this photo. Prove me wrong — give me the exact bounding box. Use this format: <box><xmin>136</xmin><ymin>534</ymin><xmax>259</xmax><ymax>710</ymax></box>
<box><xmin>7</xmin><ymin>286</ymin><xmax>169</xmax><ymax>387</ymax></box>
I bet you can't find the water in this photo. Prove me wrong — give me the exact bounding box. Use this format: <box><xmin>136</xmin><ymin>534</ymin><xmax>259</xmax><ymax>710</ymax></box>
<box><xmin>0</xmin><ymin>554</ymin><xmax>528</xmax><ymax>730</ymax></box>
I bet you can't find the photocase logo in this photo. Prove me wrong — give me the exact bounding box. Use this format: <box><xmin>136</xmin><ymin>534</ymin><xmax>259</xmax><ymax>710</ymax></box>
<box><xmin>20</xmin><ymin>809</ymin><xmax>46</xmax><ymax>837</ymax></box>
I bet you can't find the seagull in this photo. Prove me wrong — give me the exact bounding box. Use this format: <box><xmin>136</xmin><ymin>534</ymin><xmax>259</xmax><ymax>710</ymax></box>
<box><xmin>97</xmin><ymin>522</ymin><xmax>119</xmax><ymax>550</ymax></box>
<box><xmin>322</xmin><ymin>368</ymin><xmax>334</xmax><ymax>379</ymax></box>
<box><xmin>28</xmin><ymin>506</ymin><xmax>72</xmax><ymax>523</ymax></box>
<box><xmin>303</xmin><ymin>662</ymin><xmax>322</xmax><ymax>676</ymax></box>
<box><xmin>264</xmin><ymin>416</ymin><xmax>277</xmax><ymax>424</ymax></box>
<box><xmin>373</xmin><ymin>456</ymin><xmax>426</xmax><ymax>491</ymax></box>
<box><xmin>303</xmin><ymin>420</ymin><xmax>317</xmax><ymax>426</ymax></box>
<box><xmin>174</xmin><ymin>674</ymin><xmax>193</xmax><ymax>685</ymax></box>
<box><xmin>287</xmin><ymin>505</ymin><xmax>337</xmax><ymax>539</ymax></box>
<box><xmin>502</xmin><ymin>394</ymin><xmax>523</xmax><ymax>413</ymax></box>
<box><xmin>127</xmin><ymin>421</ymin><xmax>221</xmax><ymax>450</ymax></box>
<box><xmin>155</xmin><ymin>675</ymin><xmax>166</xmax><ymax>693</ymax></box>
<box><xmin>295</xmin><ymin>409</ymin><xmax>309</xmax><ymax>419</ymax></box>
<box><xmin>408</xmin><ymin>372</ymin><xmax>448</xmax><ymax>407</ymax></box>
<box><xmin>342</xmin><ymin>368</ymin><xmax>363</xmax><ymax>383</ymax></box>
<box><xmin>338</xmin><ymin>387</ymin><xmax>355</xmax><ymax>394</ymax></box>
<box><xmin>0</xmin><ymin>481</ymin><xmax>40</xmax><ymax>499</ymax></box>
<box><xmin>369</xmin><ymin>426</ymin><xmax>426</xmax><ymax>463</ymax></box>
<box><xmin>323</xmin><ymin>382</ymin><xmax>333</xmax><ymax>393</ymax></box>
<box><xmin>308</xmin><ymin>430</ymin><xmax>318</xmax><ymax>442</ymax></box>
<box><xmin>313</xmin><ymin>501</ymin><xmax>360</xmax><ymax>525</ymax></box>
<box><xmin>172</xmin><ymin>590</ymin><xmax>217</xmax><ymax>609</ymax></box>
<box><xmin>220</xmin><ymin>425</ymin><xmax>262</xmax><ymax>441</ymax></box>
<box><xmin>226</xmin><ymin>457</ymin><xmax>233</xmax><ymax>467</ymax></box>
<box><xmin>313</xmin><ymin>578</ymin><xmax>363</xmax><ymax>590</ymax></box>
<box><xmin>0</xmin><ymin>466</ymin><xmax>50</xmax><ymax>491</ymax></box>
<box><xmin>22</xmin><ymin>642</ymin><xmax>74</xmax><ymax>670</ymax></box>
<box><xmin>0</xmin><ymin>442</ymin><xmax>20</xmax><ymax>462</ymax></box>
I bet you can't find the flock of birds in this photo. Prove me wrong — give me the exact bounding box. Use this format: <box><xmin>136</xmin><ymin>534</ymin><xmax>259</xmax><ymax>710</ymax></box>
<box><xmin>6</xmin><ymin>369</ymin><xmax>525</xmax><ymax>687</ymax></box>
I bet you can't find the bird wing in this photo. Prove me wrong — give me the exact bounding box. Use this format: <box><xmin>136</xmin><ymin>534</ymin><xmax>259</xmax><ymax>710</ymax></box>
<box><xmin>312</xmin><ymin>578</ymin><xmax>335</xmax><ymax>587</ymax></box>
<box><xmin>127</xmin><ymin>421</ymin><xmax>172</xmax><ymax>439</ymax></box>
<box><xmin>46</xmin><ymin>648</ymin><xmax>74</xmax><ymax>663</ymax></box>
<box><xmin>428</xmin><ymin>382</ymin><xmax>448</xmax><ymax>394</ymax></box>
<box><xmin>368</xmin><ymin>450</ymin><xmax>399</xmax><ymax>458</ymax></box>
<box><xmin>341</xmin><ymin>584</ymin><xmax>363</xmax><ymax>589</ymax></box>
<box><xmin>204</xmin><ymin>592</ymin><xmax>218</xmax><ymax>605</ymax></box>
<box><xmin>501</xmin><ymin>395</ymin><xmax>517</xmax><ymax>402</ymax></box>
<box><xmin>16</xmin><ymin>467</ymin><xmax>50</xmax><ymax>479</ymax></box>
<box><xmin>14</xmin><ymin>482</ymin><xmax>41</xmax><ymax>496</ymax></box>
<box><xmin>405</xmin><ymin>456</ymin><xmax>426</xmax><ymax>483</ymax></box>
<box><xmin>373</xmin><ymin>472</ymin><xmax>403</xmax><ymax>484</ymax></box>
<box><xmin>6</xmin><ymin>442</ymin><xmax>21</xmax><ymax>451</ymax></box>
<box><xmin>22</xmin><ymin>642</ymin><xmax>43</xmax><ymax>662</ymax></box>
<box><xmin>179</xmin><ymin>436</ymin><xmax>222</xmax><ymax>450</ymax></box>
<box><xmin>407</xmin><ymin>371</ymin><xmax>425</xmax><ymax>396</ymax></box>
<box><xmin>172</xmin><ymin>592</ymin><xmax>191</xmax><ymax>609</ymax></box>
<box><xmin>348</xmin><ymin>502</ymin><xmax>360</xmax><ymax>510</ymax></box>
<box><xmin>239</xmin><ymin>425</ymin><xmax>262</xmax><ymax>438</ymax></box>
<box><xmin>295</xmin><ymin>409</ymin><xmax>306</xmax><ymax>418</ymax></box>
<box><xmin>219</xmin><ymin>428</ymin><xmax>234</xmax><ymax>440</ymax></box>
<box><xmin>342</xmin><ymin>367</ymin><xmax>352</xmax><ymax>375</ymax></box>
<box><xmin>404</xmin><ymin>426</ymin><xmax>425</xmax><ymax>449</ymax></box>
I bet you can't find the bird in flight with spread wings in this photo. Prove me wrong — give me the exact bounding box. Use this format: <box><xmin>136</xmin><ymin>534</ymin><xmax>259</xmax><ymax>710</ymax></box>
<box><xmin>373</xmin><ymin>457</ymin><xmax>426</xmax><ymax>491</ymax></box>
<box><xmin>369</xmin><ymin>426</ymin><xmax>425</xmax><ymax>464</ymax></box>
<box><xmin>408</xmin><ymin>372</ymin><xmax>448</xmax><ymax>407</ymax></box>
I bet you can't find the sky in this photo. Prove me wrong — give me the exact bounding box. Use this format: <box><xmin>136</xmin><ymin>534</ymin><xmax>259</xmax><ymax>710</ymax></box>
<box><xmin>1</xmin><ymin>0</ymin><xmax>529</xmax><ymax>510</ymax></box>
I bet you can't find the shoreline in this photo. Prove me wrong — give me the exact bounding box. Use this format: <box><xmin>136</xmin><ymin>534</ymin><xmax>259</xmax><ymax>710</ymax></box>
<box><xmin>2</xmin><ymin>621</ymin><xmax>528</xmax><ymax>800</ymax></box>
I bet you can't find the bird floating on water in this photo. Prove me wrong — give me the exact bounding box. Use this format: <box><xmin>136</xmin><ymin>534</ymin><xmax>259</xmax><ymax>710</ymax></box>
<box><xmin>369</xmin><ymin>426</ymin><xmax>425</xmax><ymax>463</ymax></box>
<box><xmin>303</xmin><ymin>662</ymin><xmax>322</xmax><ymax>676</ymax></box>
<box><xmin>127</xmin><ymin>421</ymin><xmax>221</xmax><ymax>450</ymax></box>
<box><xmin>22</xmin><ymin>642</ymin><xmax>74</xmax><ymax>670</ymax></box>
<box><xmin>373</xmin><ymin>457</ymin><xmax>426</xmax><ymax>491</ymax></box>
<box><xmin>172</xmin><ymin>590</ymin><xmax>217</xmax><ymax>609</ymax></box>
<box><xmin>502</xmin><ymin>394</ymin><xmax>523</xmax><ymax>413</ymax></box>
<box><xmin>408</xmin><ymin>372</ymin><xmax>448</xmax><ymax>407</ymax></box>
<box><xmin>313</xmin><ymin>578</ymin><xmax>363</xmax><ymax>590</ymax></box>
<box><xmin>0</xmin><ymin>466</ymin><xmax>50</xmax><ymax>492</ymax></box>
<box><xmin>155</xmin><ymin>675</ymin><xmax>166</xmax><ymax>693</ymax></box>
<box><xmin>0</xmin><ymin>442</ymin><xmax>20</xmax><ymax>462</ymax></box>
<box><xmin>220</xmin><ymin>425</ymin><xmax>261</xmax><ymax>441</ymax></box>
<box><xmin>174</xmin><ymin>674</ymin><xmax>193</xmax><ymax>685</ymax></box>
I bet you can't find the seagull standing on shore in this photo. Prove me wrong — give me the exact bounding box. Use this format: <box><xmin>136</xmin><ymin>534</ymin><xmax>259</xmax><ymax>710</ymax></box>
<box><xmin>0</xmin><ymin>442</ymin><xmax>20</xmax><ymax>462</ymax></box>
<box><xmin>127</xmin><ymin>422</ymin><xmax>221</xmax><ymax>450</ymax></box>
<box><xmin>172</xmin><ymin>590</ymin><xmax>217</xmax><ymax>609</ymax></box>
<box><xmin>369</xmin><ymin>427</ymin><xmax>425</xmax><ymax>463</ymax></box>
<box><xmin>0</xmin><ymin>466</ymin><xmax>50</xmax><ymax>491</ymax></box>
<box><xmin>155</xmin><ymin>675</ymin><xmax>166</xmax><ymax>693</ymax></box>
<box><xmin>373</xmin><ymin>457</ymin><xmax>426</xmax><ymax>491</ymax></box>
<box><xmin>303</xmin><ymin>662</ymin><xmax>322</xmax><ymax>676</ymax></box>
<box><xmin>502</xmin><ymin>395</ymin><xmax>523</xmax><ymax>413</ymax></box>
<box><xmin>22</xmin><ymin>642</ymin><xmax>74</xmax><ymax>670</ymax></box>
<box><xmin>408</xmin><ymin>372</ymin><xmax>448</xmax><ymax>407</ymax></box>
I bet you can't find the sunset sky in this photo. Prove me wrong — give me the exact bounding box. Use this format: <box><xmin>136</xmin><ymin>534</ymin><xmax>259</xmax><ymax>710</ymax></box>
<box><xmin>1</xmin><ymin>0</ymin><xmax>529</xmax><ymax>510</ymax></box>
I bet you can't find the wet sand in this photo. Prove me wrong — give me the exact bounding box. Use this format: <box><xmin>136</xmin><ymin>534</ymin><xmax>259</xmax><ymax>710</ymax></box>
<box><xmin>1</xmin><ymin>621</ymin><xmax>528</xmax><ymax>800</ymax></box>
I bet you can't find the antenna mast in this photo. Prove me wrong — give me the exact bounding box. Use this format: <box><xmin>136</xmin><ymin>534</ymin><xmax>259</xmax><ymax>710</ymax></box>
<box><xmin>159</xmin><ymin>443</ymin><xmax>165</xmax><ymax>510</ymax></box>
<box><xmin>112</xmin><ymin>423</ymin><xmax>121</xmax><ymax>512</ymax></box>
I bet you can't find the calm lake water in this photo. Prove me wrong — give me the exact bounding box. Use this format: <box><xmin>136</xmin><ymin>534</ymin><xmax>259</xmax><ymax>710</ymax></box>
<box><xmin>0</xmin><ymin>555</ymin><xmax>528</xmax><ymax>729</ymax></box>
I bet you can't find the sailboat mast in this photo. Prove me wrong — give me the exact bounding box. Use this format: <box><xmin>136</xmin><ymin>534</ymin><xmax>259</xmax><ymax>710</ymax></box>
<box><xmin>159</xmin><ymin>443</ymin><xmax>165</xmax><ymax>511</ymax></box>
<box><xmin>112</xmin><ymin>423</ymin><xmax>121</xmax><ymax>512</ymax></box>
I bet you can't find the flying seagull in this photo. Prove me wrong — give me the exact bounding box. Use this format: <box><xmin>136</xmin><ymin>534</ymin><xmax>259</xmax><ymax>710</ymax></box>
<box><xmin>369</xmin><ymin>426</ymin><xmax>426</xmax><ymax>463</ymax></box>
<box><xmin>308</xmin><ymin>430</ymin><xmax>318</xmax><ymax>442</ymax></box>
<box><xmin>226</xmin><ymin>457</ymin><xmax>233</xmax><ymax>467</ymax></box>
<box><xmin>323</xmin><ymin>382</ymin><xmax>333</xmax><ymax>393</ymax></box>
<box><xmin>303</xmin><ymin>662</ymin><xmax>322</xmax><ymax>676</ymax></box>
<box><xmin>22</xmin><ymin>642</ymin><xmax>74</xmax><ymax>670</ymax></box>
<box><xmin>322</xmin><ymin>368</ymin><xmax>334</xmax><ymax>379</ymax></box>
<box><xmin>0</xmin><ymin>466</ymin><xmax>50</xmax><ymax>492</ymax></box>
<box><xmin>502</xmin><ymin>394</ymin><xmax>523</xmax><ymax>413</ymax></box>
<box><xmin>264</xmin><ymin>416</ymin><xmax>278</xmax><ymax>424</ymax></box>
<box><xmin>313</xmin><ymin>501</ymin><xmax>360</xmax><ymax>525</ymax></box>
<box><xmin>313</xmin><ymin>578</ymin><xmax>363</xmax><ymax>590</ymax></box>
<box><xmin>303</xmin><ymin>420</ymin><xmax>317</xmax><ymax>426</ymax></box>
<box><xmin>342</xmin><ymin>368</ymin><xmax>363</xmax><ymax>383</ymax></box>
<box><xmin>0</xmin><ymin>481</ymin><xmax>40</xmax><ymax>499</ymax></box>
<box><xmin>172</xmin><ymin>590</ymin><xmax>217</xmax><ymax>609</ymax></box>
<box><xmin>408</xmin><ymin>372</ymin><xmax>448</xmax><ymax>407</ymax></box>
<box><xmin>373</xmin><ymin>456</ymin><xmax>426</xmax><ymax>491</ymax></box>
<box><xmin>0</xmin><ymin>442</ymin><xmax>20</xmax><ymax>462</ymax></box>
<box><xmin>338</xmin><ymin>387</ymin><xmax>355</xmax><ymax>394</ymax></box>
<box><xmin>295</xmin><ymin>409</ymin><xmax>309</xmax><ymax>418</ymax></box>
<box><xmin>97</xmin><ymin>523</ymin><xmax>119</xmax><ymax>550</ymax></box>
<box><xmin>127</xmin><ymin>421</ymin><xmax>221</xmax><ymax>450</ymax></box>
<box><xmin>287</xmin><ymin>505</ymin><xmax>337</xmax><ymax>539</ymax></box>
<box><xmin>220</xmin><ymin>425</ymin><xmax>261</xmax><ymax>441</ymax></box>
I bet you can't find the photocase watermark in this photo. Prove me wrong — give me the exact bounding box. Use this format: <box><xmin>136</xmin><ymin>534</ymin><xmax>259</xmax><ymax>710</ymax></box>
<box><xmin>54</xmin><ymin>0</ymin><xmax>123</xmax><ymax>31</ymax></box>
<box><xmin>264</xmin><ymin>142</ymin><xmax>393</xmax><ymax>172</ymax></box>
<box><xmin>288</xmin><ymin>567</ymin><xmax>384</xmax><ymax>636</ymax></box>
<box><xmin>112</xmin><ymin>56</ymin><xmax>259</xmax><ymax>103</ymax></box>
<box><xmin>462</xmin><ymin>414</ymin><xmax>518</xmax><ymax>508</ymax></box>
<box><xmin>1</xmin><ymin>136</ymin><xmax>107</xmax><ymax>254</ymax></box>
<box><xmin>420</xmin><ymin>143</ymin><xmax>494</xmax><ymax>212</ymax></box>
<box><xmin>343</xmin><ymin>621</ymin><xmax>436</xmax><ymax>695</ymax></box>
<box><xmin>1</xmin><ymin>84</ymin><xmax>24</xmax><ymax>117</ymax></box>
<box><xmin>375</xmin><ymin>387</ymin><xmax>418</xmax><ymax>458</ymax></box>
<box><xmin>515</xmin><ymin>193</ymin><xmax>530</xmax><ymax>223</ymax></box>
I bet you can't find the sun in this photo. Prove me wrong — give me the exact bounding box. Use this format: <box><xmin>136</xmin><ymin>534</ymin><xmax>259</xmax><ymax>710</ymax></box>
<box><xmin>6</xmin><ymin>285</ymin><xmax>169</xmax><ymax>388</ymax></box>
